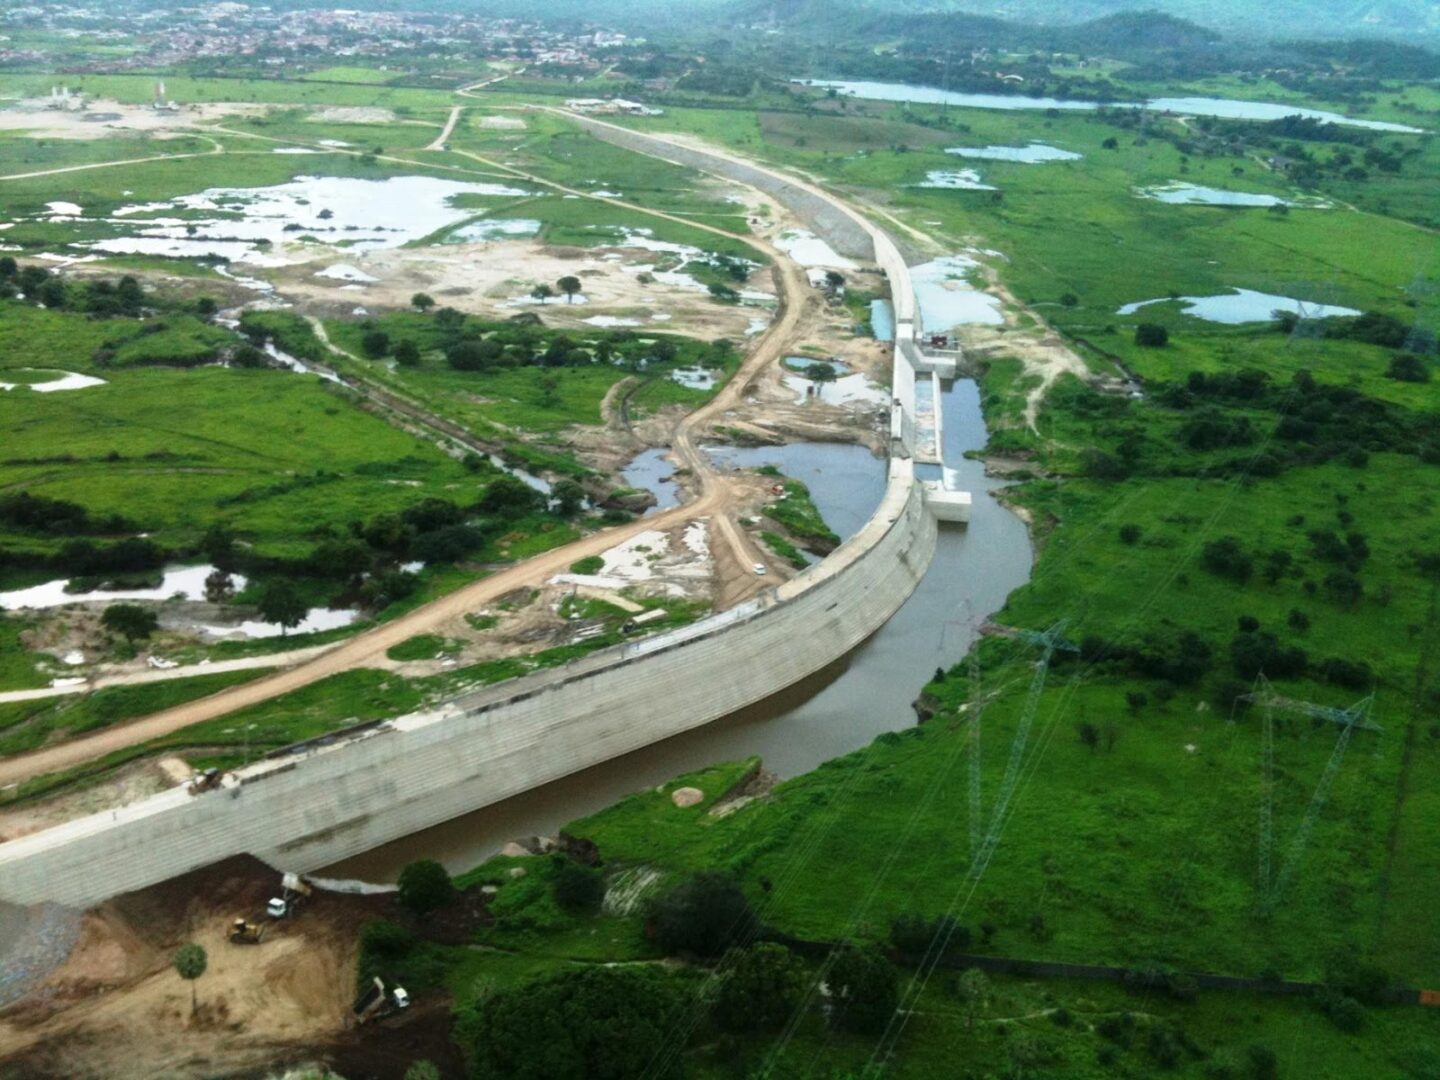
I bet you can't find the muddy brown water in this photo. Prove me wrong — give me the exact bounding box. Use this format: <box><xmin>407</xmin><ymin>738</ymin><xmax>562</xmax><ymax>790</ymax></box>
<box><xmin>330</xmin><ymin>379</ymin><xmax>1033</xmax><ymax>880</ymax></box>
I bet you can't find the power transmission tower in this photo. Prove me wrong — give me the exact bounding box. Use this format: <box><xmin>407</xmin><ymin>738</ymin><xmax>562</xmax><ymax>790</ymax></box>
<box><xmin>969</xmin><ymin>622</ymin><xmax>1078</xmax><ymax>868</ymax></box>
<box><xmin>1242</xmin><ymin>677</ymin><xmax>1380</xmax><ymax>911</ymax></box>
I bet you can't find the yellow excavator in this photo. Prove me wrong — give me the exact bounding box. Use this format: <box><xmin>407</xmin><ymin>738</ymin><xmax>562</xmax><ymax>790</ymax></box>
<box><xmin>228</xmin><ymin>918</ymin><xmax>266</xmax><ymax>945</ymax></box>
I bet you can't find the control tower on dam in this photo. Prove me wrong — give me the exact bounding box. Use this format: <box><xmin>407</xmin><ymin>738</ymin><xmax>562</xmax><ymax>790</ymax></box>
<box><xmin>0</xmin><ymin>127</ymin><xmax>969</xmax><ymax>909</ymax></box>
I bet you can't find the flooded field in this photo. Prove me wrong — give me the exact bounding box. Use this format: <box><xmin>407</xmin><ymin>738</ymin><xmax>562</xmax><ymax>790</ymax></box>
<box><xmin>81</xmin><ymin>175</ymin><xmax>534</xmax><ymax>263</ymax></box>
<box><xmin>331</xmin><ymin>379</ymin><xmax>1034</xmax><ymax>880</ymax></box>
<box><xmin>915</xmin><ymin>169</ymin><xmax>995</xmax><ymax>191</ymax></box>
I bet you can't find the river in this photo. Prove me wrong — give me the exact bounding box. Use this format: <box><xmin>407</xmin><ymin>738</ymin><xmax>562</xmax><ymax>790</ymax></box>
<box><xmin>330</xmin><ymin>377</ymin><xmax>1033</xmax><ymax>880</ymax></box>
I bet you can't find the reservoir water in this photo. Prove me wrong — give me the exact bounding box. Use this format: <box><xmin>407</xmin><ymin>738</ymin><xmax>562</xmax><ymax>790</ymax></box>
<box><xmin>331</xmin><ymin>379</ymin><xmax>1034</xmax><ymax>880</ymax></box>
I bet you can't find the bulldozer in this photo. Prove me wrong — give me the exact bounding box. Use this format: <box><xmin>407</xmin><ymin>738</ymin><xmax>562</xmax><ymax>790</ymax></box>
<box><xmin>228</xmin><ymin>918</ymin><xmax>266</xmax><ymax>945</ymax></box>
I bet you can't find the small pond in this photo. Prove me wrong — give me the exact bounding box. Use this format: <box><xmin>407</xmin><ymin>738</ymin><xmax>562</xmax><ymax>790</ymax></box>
<box><xmin>947</xmin><ymin>143</ymin><xmax>1080</xmax><ymax>163</ymax></box>
<box><xmin>1137</xmin><ymin>182</ymin><xmax>1317</xmax><ymax>208</ymax></box>
<box><xmin>1118</xmin><ymin>287</ymin><xmax>1361</xmax><ymax>324</ymax></box>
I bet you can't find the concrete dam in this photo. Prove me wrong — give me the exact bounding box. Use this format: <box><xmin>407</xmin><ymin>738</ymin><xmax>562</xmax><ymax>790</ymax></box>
<box><xmin>0</xmin><ymin>124</ymin><xmax>956</xmax><ymax>909</ymax></box>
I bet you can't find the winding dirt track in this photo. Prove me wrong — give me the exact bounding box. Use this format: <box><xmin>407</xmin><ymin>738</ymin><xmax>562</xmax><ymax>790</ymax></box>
<box><xmin>0</xmin><ymin>128</ymin><xmax>816</xmax><ymax>788</ymax></box>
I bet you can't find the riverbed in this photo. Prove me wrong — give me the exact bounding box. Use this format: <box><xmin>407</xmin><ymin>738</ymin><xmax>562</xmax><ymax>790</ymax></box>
<box><xmin>330</xmin><ymin>378</ymin><xmax>1033</xmax><ymax>879</ymax></box>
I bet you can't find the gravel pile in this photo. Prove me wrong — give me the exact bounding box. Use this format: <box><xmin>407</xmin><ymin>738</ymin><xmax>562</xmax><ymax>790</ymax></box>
<box><xmin>0</xmin><ymin>900</ymin><xmax>82</xmax><ymax>1009</ymax></box>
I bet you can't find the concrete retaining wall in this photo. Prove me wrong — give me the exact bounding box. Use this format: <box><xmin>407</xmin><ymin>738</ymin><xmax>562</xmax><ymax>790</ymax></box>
<box><xmin>0</xmin><ymin>464</ymin><xmax>936</xmax><ymax>908</ymax></box>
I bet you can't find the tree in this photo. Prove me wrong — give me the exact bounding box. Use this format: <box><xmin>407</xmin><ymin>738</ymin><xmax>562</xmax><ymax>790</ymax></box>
<box><xmin>394</xmin><ymin>340</ymin><xmax>421</xmax><ymax>367</ymax></box>
<box><xmin>1126</xmin><ymin>690</ymin><xmax>1148</xmax><ymax>713</ymax></box>
<box><xmin>1135</xmin><ymin>323</ymin><xmax>1169</xmax><ymax>347</ymax></box>
<box><xmin>530</xmin><ymin>283</ymin><xmax>555</xmax><ymax>305</ymax></box>
<box><xmin>552</xmin><ymin>860</ymin><xmax>605</xmax><ymax>914</ymax></box>
<box><xmin>101</xmin><ymin>603</ymin><xmax>158</xmax><ymax>644</ymax></box>
<box><xmin>1119</xmin><ymin>523</ymin><xmax>1142</xmax><ymax>545</ymax></box>
<box><xmin>459</xmin><ymin>966</ymin><xmax>683</xmax><ymax>1080</ymax></box>
<box><xmin>173</xmin><ymin>942</ymin><xmax>207</xmax><ymax>1015</ymax></box>
<box><xmin>552</xmin><ymin>479</ymin><xmax>587</xmax><ymax>517</ymax></box>
<box><xmin>397</xmin><ymin>859</ymin><xmax>455</xmax><ymax>917</ymax></box>
<box><xmin>828</xmin><ymin>944</ymin><xmax>897</xmax><ymax>1034</ymax></box>
<box><xmin>557</xmin><ymin>275</ymin><xmax>582</xmax><ymax>304</ymax></box>
<box><xmin>361</xmin><ymin>329</ymin><xmax>391</xmax><ymax>358</ymax></box>
<box><xmin>256</xmin><ymin>580</ymin><xmax>308</xmax><ymax>635</ymax></box>
<box><xmin>1202</xmin><ymin>536</ymin><xmax>1253</xmax><ymax>582</ymax></box>
<box><xmin>0</xmin><ymin>255</ymin><xmax>16</xmax><ymax>279</ymax></box>
<box><xmin>1387</xmin><ymin>352</ymin><xmax>1430</xmax><ymax>382</ymax></box>
<box><xmin>824</xmin><ymin>270</ymin><xmax>846</xmax><ymax>292</ymax></box>
<box><xmin>404</xmin><ymin>1062</ymin><xmax>442</xmax><ymax>1080</ymax></box>
<box><xmin>1101</xmin><ymin>136</ymin><xmax>1120</xmax><ymax>149</ymax></box>
<box><xmin>955</xmin><ymin>967</ymin><xmax>990</xmax><ymax>1028</ymax></box>
<box><xmin>477</xmin><ymin>474</ymin><xmax>545</xmax><ymax>516</ymax></box>
<box><xmin>713</xmin><ymin>942</ymin><xmax>807</xmax><ymax>1033</ymax></box>
<box><xmin>648</xmin><ymin>872</ymin><xmax>756</xmax><ymax>958</ymax></box>
<box><xmin>807</xmin><ymin>362</ymin><xmax>838</xmax><ymax>396</ymax></box>
<box><xmin>411</xmin><ymin>292</ymin><xmax>435</xmax><ymax>312</ymax></box>
<box><xmin>1077</xmin><ymin>721</ymin><xmax>1100</xmax><ymax>750</ymax></box>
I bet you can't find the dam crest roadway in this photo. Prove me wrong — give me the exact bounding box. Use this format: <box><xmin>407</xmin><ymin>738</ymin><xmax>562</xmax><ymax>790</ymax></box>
<box><xmin>0</xmin><ymin>113</ymin><xmax>973</xmax><ymax>907</ymax></box>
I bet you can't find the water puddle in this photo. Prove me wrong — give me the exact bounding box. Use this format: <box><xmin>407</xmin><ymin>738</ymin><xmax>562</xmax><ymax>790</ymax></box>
<box><xmin>947</xmin><ymin>143</ymin><xmax>1080</xmax><ymax>163</ymax></box>
<box><xmin>1118</xmin><ymin>287</ymin><xmax>1361</xmax><ymax>324</ymax></box>
<box><xmin>0</xmin><ymin>564</ymin><xmax>245</xmax><ymax>610</ymax></box>
<box><xmin>910</xmin><ymin>255</ymin><xmax>1004</xmax><ymax>329</ymax></box>
<box><xmin>1137</xmin><ymin>182</ymin><xmax>1324</xmax><ymax>208</ymax></box>
<box><xmin>670</xmin><ymin>367</ymin><xmax>718</xmax><ymax>390</ymax></box>
<box><xmin>194</xmin><ymin>607</ymin><xmax>359</xmax><ymax>640</ymax></box>
<box><xmin>444</xmin><ymin>218</ymin><xmax>542</xmax><ymax>243</ymax></box>
<box><xmin>870</xmin><ymin>299</ymin><xmax>895</xmax><ymax>342</ymax></box>
<box><xmin>619</xmin><ymin>448</ymin><xmax>681</xmax><ymax>513</ymax></box>
<box><xmin>915</xmin><ymin>169</ymin><xmax>995</xmax><ymax>191</ymax></box>
<box><xmin>0</xmin><ymin>369</ymin><xmax>106</xmax><ymax>393</ymax></box>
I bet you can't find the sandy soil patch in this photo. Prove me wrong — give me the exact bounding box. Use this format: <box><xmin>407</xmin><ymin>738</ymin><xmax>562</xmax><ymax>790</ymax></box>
<box><xmin>307</xmin><ymin>106</ymin><xmax>395</xmax><ymax>125</ymax></box>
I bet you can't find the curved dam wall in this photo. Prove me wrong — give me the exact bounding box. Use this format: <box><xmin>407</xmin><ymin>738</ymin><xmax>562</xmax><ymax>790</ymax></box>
<box><xmin>0</xmin><ymin>463</ymin><xmax>936</xmax><ymax>908</ymax></box>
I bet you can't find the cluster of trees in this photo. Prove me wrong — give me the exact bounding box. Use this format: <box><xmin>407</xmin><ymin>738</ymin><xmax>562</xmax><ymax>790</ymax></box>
<box><xmin>0</xmin><ymin>492</ymin><xmax>134</xmax><ymax>537</ymax></box>
<box><xmin>454</xmin><ymin>868</ymin><xmax>906</xmax><ymax>1078</ymax></box>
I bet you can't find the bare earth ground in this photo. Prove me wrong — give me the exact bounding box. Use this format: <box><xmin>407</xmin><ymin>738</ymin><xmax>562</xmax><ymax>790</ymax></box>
<box><xmin>269</xmin><ymin>236</ymin><xmax>770</xmax><ymax>340</ymax></box>
<box><xmin>0</xmin><ymin>857</ymin><xmax>407</xmax><ymax>1080</ymax></box>
<box><xmin>0</xmin><ymin>99</ymin><xmax>268</xmax><ymax>140</ymax></box>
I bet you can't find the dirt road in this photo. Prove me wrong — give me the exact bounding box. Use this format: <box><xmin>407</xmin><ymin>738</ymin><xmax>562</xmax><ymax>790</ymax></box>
<box><xmin>426</xmin><ymin>105</ymin><xmax>463</xmax><ymax>151</ymax></box>
<box><xmin>0</xmin><ymin>137</ymin><xmax>811</xmax><ymax>787</ymax></box>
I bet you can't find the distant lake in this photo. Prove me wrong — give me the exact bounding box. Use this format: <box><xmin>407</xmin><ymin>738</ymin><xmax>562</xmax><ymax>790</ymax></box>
<box><xmin>797</xmin><ymin>80</ymin><xmax>1425</xmax><ymax>134</ymax></box>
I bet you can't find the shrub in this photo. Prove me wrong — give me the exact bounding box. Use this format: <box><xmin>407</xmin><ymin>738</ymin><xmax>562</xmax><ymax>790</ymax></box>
<box><xmin>1119</xmin><ymin>523</ymin><xmax>1143</xmax><ymax>545</ymax></box>
<box><xmin>648</xmin><ymin>873</ymin><xmax>755</xmax><ymax>958</ymax></box>
<box><xmin>828</xmin><ymin>945</ymin><xmax>897</xmax><ymax>1034</ymax></box>
<box><xmin>1203</xmin><ymin>537</ymin><xmax>1254</xmax><ymax>582</ymax></box>
<box><xmin>1387</xmin><ymin>352</ymin><xmax>1430</xmax><ymax>382</ymax></box>
<box><xmin>552</xmin><ymin>861</ymin><xmax>605</xmax><ymax>914</ymax></box>
<box><xmin>713</xmin><ymin>942</ymin><xmax>808</xmax><ymax>1033</ymax></box>
<box><xmin>1135</xmin><ymin>323</ymin><xmax>1169</xmax><ymax>347</ymax></box>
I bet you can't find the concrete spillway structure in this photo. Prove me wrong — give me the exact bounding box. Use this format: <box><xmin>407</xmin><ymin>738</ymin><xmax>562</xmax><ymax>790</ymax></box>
<box><xmin>0</xmin><ymin>119</ymin><xmax>954</xmax><ymax>909</ymax></box>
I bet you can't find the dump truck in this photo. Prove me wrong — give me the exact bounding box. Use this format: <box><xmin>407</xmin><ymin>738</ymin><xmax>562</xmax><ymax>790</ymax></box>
<box><xmin>228</xmin><ymin>918</ymin><xmax>266</xmax><ymax>945</ymax></box>
<box><xmin>353</xmin><ymin>977</ymin><xmax>411</xmax><ymax>1024</ymax></box>
<box><xmin>266</xmin><ymin>872</ymin><xmax>314</xmax><ymax>919</ymax></box>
